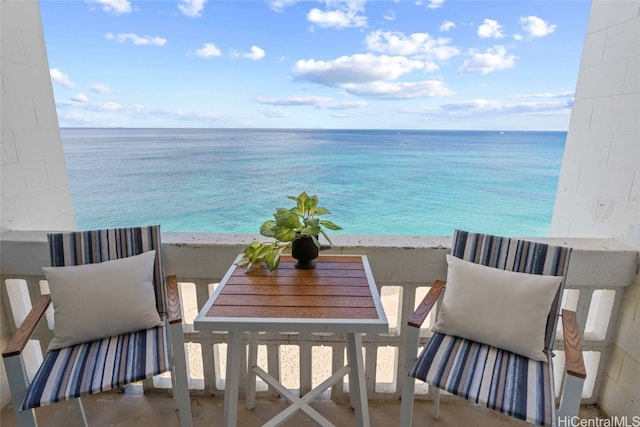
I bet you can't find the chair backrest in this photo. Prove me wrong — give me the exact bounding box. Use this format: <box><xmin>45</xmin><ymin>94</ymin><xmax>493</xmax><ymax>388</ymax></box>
<box><xmin>47</xmin><ymin>225</ymin><xmax>166</xmax><ymax>316</ymax></box>
<box><xmin>451</xmin><ymin>229</ymin><xmax>571</xmax><ymax>351</ymax></box>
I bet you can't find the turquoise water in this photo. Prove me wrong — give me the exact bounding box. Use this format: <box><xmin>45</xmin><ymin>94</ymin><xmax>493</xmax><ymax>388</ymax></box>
<box><xmin>61</xmin><ymin>128</ymin><xmax>566</xmax><ymax>236</ymax></box>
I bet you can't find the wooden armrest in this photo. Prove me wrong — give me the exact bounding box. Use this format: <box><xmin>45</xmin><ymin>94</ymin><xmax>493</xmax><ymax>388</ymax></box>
<box><xmin>2</xmin><ymin>295</ymin><xmax>51</xmax><ymax>358</ymax></box>
<box><xmin>561</xmin><ymin>309</ymin><xmax>586</xmax><ymax>379</ymax></box>
<box><xmin>408</xmin><ymin>280</ymin><xmax>446</xmax><ymax>328</ymax></box>
<box><xmin>166</xmin><ymin>275</ymin><xmax>183</xmax><ymax>325</ymax></box>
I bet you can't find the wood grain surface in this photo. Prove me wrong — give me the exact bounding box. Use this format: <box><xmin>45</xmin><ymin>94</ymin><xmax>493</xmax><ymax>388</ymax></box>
<box><xmin>206</xmin><ymin>256</ymin><xmax>379</xmax><ymax>320</ymax></box>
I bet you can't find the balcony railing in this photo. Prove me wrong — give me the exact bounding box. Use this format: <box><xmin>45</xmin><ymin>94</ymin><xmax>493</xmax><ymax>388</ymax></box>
<box><xmin>1</xmin><ymin>231</ymin><xmax>637</xmax><ymax>406</ymax></box>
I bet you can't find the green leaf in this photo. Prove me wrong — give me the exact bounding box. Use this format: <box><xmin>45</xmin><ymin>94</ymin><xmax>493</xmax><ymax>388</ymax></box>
<box><xmin>257</xmin><ymin>244</ymin><xmax>274</xmax><ymax>259</ymax></box>
<box><xmin>319</xmin><ymin>228</ymin><xmax>333</xmax><ymax>246</ymax></box>
<box><xmin>320</xmin><ymin>219</ymin><xmax>342</xmax><ymax>230</ymax></box>
<box><xmin>264</xmin><ymin>251</ymin><xmax>278</xmax><ymax>271</ymax></box>
<box><xmin>236</xmin><ymin>257</ymin><xmax>250</xmax><ymax>267</ymax></box>
<box><xmin>274</xmin><ymin>228</ymin><xmax>297</xmax><ymax>242</ymax></box>
<box><xmin>260</xmin><ymin>220</ymin><xmax>277</xmax><ymax>237</ymax></box>
<box><xmin>289</xmin><ymin>192</ymin><xmax>307</xmax><ymax>212</ymax></box>
<box><xmin>315</xmin><ymin>206</ymin><xmax>330</xmax><ymax>216</ymax></box>
<box><xmin>290</xmin><ymin>207</ymin><xmax>304</xmax><ymax>217</ymax></box>
<box><xmin>304</xmin><ymin>194</ymin><xmax>318</xmax><ymax>213</ymax></box>
<box><xmin>304</xmin><ymin>217</ymin><xmax>320</xmax><ymax>227</ymax></box>
<box><xmin>264</xmin><ymin>244</ymin><xmax>286</xmax><ymax>271</ymax></box>
<box><xmin>275</xmin><ymin>210</ymin><xmax>302</xmax><ymax>229</ymax></box>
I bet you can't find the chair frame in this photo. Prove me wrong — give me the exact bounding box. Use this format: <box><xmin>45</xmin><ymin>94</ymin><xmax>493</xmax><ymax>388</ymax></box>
<box><xmin>399</xmin><ymin>240</ymin><xmax>587</xmax><ymax>427</ymax></box>
<box><xmin>2</xmin><ymin>227</ymin><xmax>192</xmax><ymax>427</ymax></box>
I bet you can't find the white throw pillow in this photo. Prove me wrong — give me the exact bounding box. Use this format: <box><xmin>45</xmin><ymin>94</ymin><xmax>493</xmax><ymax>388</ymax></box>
<box><xmin>432</xmin><ymin>254</ymin><xmax>562</xmax><ymax>361</ymax></box>
<box><xmin>43</xmin><ymin>250</ymin><xmax>163</xmax><ymax>351</ymax></box>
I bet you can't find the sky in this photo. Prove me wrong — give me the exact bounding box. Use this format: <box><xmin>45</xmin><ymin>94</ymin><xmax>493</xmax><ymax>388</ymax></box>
<box><xmin>40</xmin><ymin>0</ymin><xmax>592</xmax><ymax>130</ymax></box>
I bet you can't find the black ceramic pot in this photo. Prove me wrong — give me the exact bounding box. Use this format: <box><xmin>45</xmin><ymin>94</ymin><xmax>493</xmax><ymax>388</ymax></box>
<box><xmin>291</xmin><ymin>236</ymin><xmax>318</xmax><ymax>269</ymax></box>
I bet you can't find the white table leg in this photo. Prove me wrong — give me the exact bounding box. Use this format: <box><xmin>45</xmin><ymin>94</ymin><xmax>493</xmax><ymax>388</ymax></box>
<box><xmin>246</xmin><ymin>332</ymin><xmax>258</xmax><ymax>410</ymax></box>
<box><xmin>223</xmin><ymin>331</ymin><xmax>242</xmax><ymax>427</ymax></box>
<box><xmin>346</xmin><ymin>333</ymin><xmax>369</xmax><ymax>427</ymax></box>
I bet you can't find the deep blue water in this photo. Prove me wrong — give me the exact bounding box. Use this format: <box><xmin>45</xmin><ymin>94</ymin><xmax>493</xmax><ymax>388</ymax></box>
<box><xmin>60</xmin><ymin>128</ymin><xmax>566</xmax><ymax>236</ymax></box>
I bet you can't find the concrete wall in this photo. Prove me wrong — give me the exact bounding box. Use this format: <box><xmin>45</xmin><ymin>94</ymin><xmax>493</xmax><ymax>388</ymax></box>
<box><xmin>1</xmin><ymin>0</ymin><xmax>76</xmax><ymax>233</ymax></box>
<box><xmin>550</xmin><ymin>0</ymin><xmax>640</xmax><ymax>416</ymax></box>
<box><xmin>0</xmin><ymin>0</ymin><xmax>76</xmax><ymax>409</ymax></box>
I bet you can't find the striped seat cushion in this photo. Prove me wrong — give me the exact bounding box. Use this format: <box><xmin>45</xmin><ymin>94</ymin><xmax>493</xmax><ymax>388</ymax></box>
<box><xmin>22</xmin><ymin>326</ymin><xmax>168</xmax><ymax>410</ymax></box>
<box><xmin>410</xmin><ymin>333</ymin><xmax>554</xmax><ymax>427</ymax></box>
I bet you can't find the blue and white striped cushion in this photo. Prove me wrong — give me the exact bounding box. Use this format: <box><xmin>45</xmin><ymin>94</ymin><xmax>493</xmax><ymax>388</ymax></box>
<box><xmin>410</xmin><ymin>333</ymin><xmax>553</xmax><ymax>426</ymax></box>
<box><xmin>408</xmin><ymin>230</ymin><xmax>571</xmax><ymax>427</ymax></box>
<box><xmin>21</xmin><ymin>326</ymin><xmax>168</xmax><ymax>410</ymax></box>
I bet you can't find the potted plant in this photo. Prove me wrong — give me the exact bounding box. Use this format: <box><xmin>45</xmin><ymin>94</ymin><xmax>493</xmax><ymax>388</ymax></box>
<box><xmin>237</xmin><ymin>191</ymin><xmax>342</xmax><ymax>271</ymax></box>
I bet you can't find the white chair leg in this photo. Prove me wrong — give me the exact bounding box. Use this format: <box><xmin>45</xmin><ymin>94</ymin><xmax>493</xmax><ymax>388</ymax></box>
<box><xmin>169</xmin><ymin>322</ymin><xmax>193</xmax><ymax>427</ymax></box>
<box><xmin>557</xmin><ymin>373</ymin><xmax>584</xmax><ymax>423</ymax></box>
<box><xmin>399</xmin><ymin>326</ymin><xmax>420</xmax><ymax>427</ymax></box>
<box><xmin>4</xmin><ymin>354</ymin><xmax>38</xmax><ymax>427</ymax></box>
<box><xmin>433</xmin><ymin>387</ymin><xmax>440</xmax><ymax>420</ymax></box>
<box><xmin>73</xmin><ymin>398</ymin><xmax>88</xmax><ymax>427</ymax></box>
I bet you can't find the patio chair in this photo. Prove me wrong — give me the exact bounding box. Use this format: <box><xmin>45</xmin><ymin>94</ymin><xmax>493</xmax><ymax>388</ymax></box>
<box><xmin>399</xmin><ymin>230</ymin><xmax>586</xmax><ymax>427</ymax></box>
<box><xmin>2</xmin><ymin>225</ymin><xmax>192</xmax><ymax>427</ymax></box>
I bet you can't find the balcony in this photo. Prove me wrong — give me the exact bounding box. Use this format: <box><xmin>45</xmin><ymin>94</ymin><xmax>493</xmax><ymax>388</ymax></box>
<box><xmin>1</xmin><ymin>231</ymin><xmax>637</xmax><ymax>425</ymax></box>
<box><xmin>0</xmin><ymin>387</ymin><xmax>607</xmax><ymax>427</ymax></box>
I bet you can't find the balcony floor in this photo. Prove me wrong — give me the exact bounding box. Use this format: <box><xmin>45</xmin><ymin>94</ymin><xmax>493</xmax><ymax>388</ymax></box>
<box><xmin>1</xmin><ymin>391</ymin><xmax>604</xmax><ymax>427</ymax></box>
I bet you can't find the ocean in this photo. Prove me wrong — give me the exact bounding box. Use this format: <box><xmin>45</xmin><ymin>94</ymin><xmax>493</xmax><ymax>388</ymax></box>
<box><xmin>60</xmin><ymin>128</ymin><xmax>566</xmax><ymax>237</ymax></box>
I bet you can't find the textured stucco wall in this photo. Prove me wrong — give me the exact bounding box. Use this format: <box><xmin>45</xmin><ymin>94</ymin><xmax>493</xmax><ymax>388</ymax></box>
<box><xmin>1</xmin><ymin>0</ymin><xmax>76</xmax><ymax>234</ymax></box>
<box><xmin>550</xmin><ymin>0</ymin><xmax>640</xmax><ymax>416</ymax></box>
<box><xmin>0</xmin><ymin>0</ymin><xmax>76</xmax><ymax>408</ymax></box>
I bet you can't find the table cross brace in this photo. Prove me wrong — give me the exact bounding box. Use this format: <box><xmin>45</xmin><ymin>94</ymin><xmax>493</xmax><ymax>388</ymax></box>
<box><xmin>251</xmin><ymin>365</ymin><xmax>351</xmax><ymax>427</ymax></box>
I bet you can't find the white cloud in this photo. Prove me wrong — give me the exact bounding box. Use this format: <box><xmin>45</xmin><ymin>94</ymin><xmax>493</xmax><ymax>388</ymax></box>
<box><xmin>92</xmin><ymin>102</ymin><xmax>122</xmax><ymax>112</ymax></box>
<box><xmin>267</xmin><ymin>0</ymin><xmax>300</xmax><ymax>12</ymax></box>
<box><xmin>194</xmin><ymin>43</ymin><xmax>222</xmax><ymax>58</ymax></box>
<box><xmin>324</xmin><ymin>100</ymin><xmax>368</xmax><ymax>110</ymax></box>
<box><xmin>255</xmin><ymin>95</ymin><xmax>367</xmax><ymax>110</ymax></box>
<box><xmin>57</xmin><ymin>99</ymin><xmax>122</xmax><ymax>112</ymax></box>
<box><xmin>440</xmin><ymin>20</ymin><xmax>456</xmax><ymax>32</ymax></box>
<box><xmin>458</xmin><ymin>46</ymin><xmax>517</xmax><ymax>74</ymax></box>
<box><xmin>441</xmin><ymin>99</ymin><xmax>502</xmax><ymax>112</ymax></box>
<box><xmin>261</xmin><ymin>109</ymin><xmax>289</xmax><ymax>118</ymax></box>
<box><xmin>87</xmin><ymin>0</ymin><xmax>132</xmax><ymax>15</ymax></box>
<box><xmin>383</xmin><ymin>10</ymin><xmax>396</xmax><ymax>21</ymax></box>
<box><xmin>255</xmin><ymin>95</ymin><xmax>333</xmax><ymax>106</ymax></box>
<box><xmin>178</xmin><ymin>0</ymin><xmax>207</xmax><ymax>17</ymax></box>
<box><xmin>520</xmin><ymin>16</ymin><xmax>556</xmax><ymax>37</ymax></box>
<box><xmin>514</xmin><ymin>91</ymin><xmax>574</xmax><ymax>99</ymax></box>
<box><xmin>291</xmin><ymin>53</ymin><xmax>453</xmax><ymax>99</ymax></box>
<box><xmin>106</xmin><ymin>33</ymin><xmax>167</xmax><ymax>46</ymax></box>
<box><xmin>292</xmin><ymin>53</ymin><xmax>426</xmax><ymax>86</ymax></box>
<box><xmin>91</xmin><ymin>83</ymin><xmax>115</xmax><ymax>94</ymax></box>
<box><xmin>57</xmin><ymin>99</ymin><xmax>225</xmax><ymax>123</ymax></box>
<box><xmin>477</xmin><ymin>19</ymin><xmax>504</xmax><ymax>38</ymax></box>
<box><xmin>341</xmin><ymin>80</ymin><xmax>453</xmax><ymax>99</ymax></box>
<box><xmin>405</xmin><ymin>96</ymin><xmax>573</xmax><ymax>120</ymax></box>
<box><xmin>365</xmin><ymin>30</ymin><xmax>459</xmax><ymax>61</ymax></box>
<box><xmin>307</xmin><ymin>2</ymin><xmax>367</xmax><ymax>29</ymax></box>
<box><xmin>71</xmin><ymin>93</ymin><xmax>89</xmax><ymax>103</ymax></box>
<box><xmin>236</xmin><ymin>46</ymin><xmax>266</xmax><ymax>61</ymax></box>
<box><xmin>439</xmin><ymin>98</ymin><xmax>571</xmax><ymax>115</ymax></box>
<box><xmin>427</xmin><ymin>0</ymin><xmax>445</xmax><ymax>9</ymax></box>
<box><xmin>50</xmin><ymin>69</ymin><xmax>75</xmax><ymax>88</ymax></box>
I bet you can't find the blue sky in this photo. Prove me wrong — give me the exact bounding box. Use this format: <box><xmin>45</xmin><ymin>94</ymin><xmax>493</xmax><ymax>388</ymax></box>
<box><xmin>40</xmin><ymin>0</ymin><xmax>591</xmax><ymax>130</ymax></box>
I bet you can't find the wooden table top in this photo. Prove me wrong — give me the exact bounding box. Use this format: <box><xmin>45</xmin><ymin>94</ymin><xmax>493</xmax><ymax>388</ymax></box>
<box><xmin>194</xmin><ymin>255</ymin><xmax>388</xmax><ymax>334</ymax></box>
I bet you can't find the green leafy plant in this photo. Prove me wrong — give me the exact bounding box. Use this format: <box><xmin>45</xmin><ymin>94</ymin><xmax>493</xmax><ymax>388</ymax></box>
<box><xmin>237</xmin><ymin>191</ymin><xmax>342</xmax><ymax>271</ymax></box>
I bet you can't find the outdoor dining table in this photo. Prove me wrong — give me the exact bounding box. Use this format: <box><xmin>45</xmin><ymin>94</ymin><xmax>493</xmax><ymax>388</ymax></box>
<box><xmin>194</xmin><ymin>254</ymin><xmax>389</xmax><ymax>427</ymax></box>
